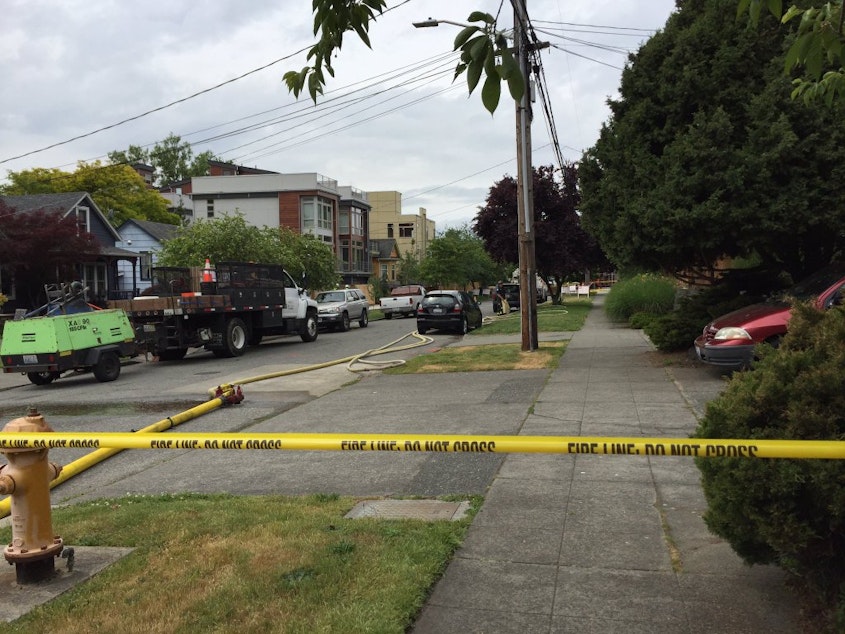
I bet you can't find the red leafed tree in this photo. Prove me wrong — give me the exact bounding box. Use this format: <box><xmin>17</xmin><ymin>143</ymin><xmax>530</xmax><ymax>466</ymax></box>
<box><xmin>0</xmin><ymin>199</ymin><xmax>100</xmax><ymax>307</ymax></box>
<box><xmin>473</xmin><ymin>163</ymin><xmax>605</xmax><ymax>302</ymax></box>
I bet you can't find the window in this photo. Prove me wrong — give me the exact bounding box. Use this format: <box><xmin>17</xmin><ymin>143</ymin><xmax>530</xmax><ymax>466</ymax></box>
<box><xmin>140</xmin><ymin>252</ymin><xmax>153</xmax><ymax>281</ymax></box>
<box><xmin>206</xmin><ymin>199</ymin><xmax>214</xmax><ymax>219</ymax></box>
<box><xmin>339</xmin><ymin>210</ymin><xmax>349</xmax><ymax>233</ymax></box>
<box><xmin>349</xmin><ymin>206</ymin><xmax>363</xmax><ymax>234</ymax></box>
<box><xmin>351</xmin><ymin>240</ymin><xmax>364</xmax><ymax>271</ymax></box>
<box><xmin>74</xmin><ymin>206</ymin><xmax>89</xmax><ymax>235</ymax></box>
<box><xmin>302</xmin><ymin>198</ymin><xmax>315</xmax><ymax>229</ymax></box>
<box><xmin>301</xmin><ymin>196</ymin><xmax>334</xmax><ymax>243</ymax></box>
<box><xmin>399</xmin><ymin>223</ymin><xmax>414</xmax><ymax>238</ymax></box>
<box><xmin>317</xmin><ymin>198</ymin><xmax>332</xmax><ymax>230</ymax></box>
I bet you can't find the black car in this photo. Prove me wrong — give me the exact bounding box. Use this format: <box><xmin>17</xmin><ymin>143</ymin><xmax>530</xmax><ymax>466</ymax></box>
<box><xmin>416</xmin><ymin>290</ymin><xmax>483</xmax><ymax>335</ymax></box>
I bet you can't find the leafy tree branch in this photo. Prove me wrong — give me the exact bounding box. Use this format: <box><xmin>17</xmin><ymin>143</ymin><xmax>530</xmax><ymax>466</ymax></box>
<box><xmin>284</xmin><ymin>4</ymin><xmax>524</xmax><ymax>114</ymax></box>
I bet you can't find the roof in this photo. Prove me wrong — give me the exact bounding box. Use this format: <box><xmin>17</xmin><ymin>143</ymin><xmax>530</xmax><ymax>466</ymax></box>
<box><xmin>1</xmin><ymin>191</ymin><xmax>91</xmax><ymax>214</ymax></box>
<box><xmin>99</xmin><ymin>246</ymin><xmax>140</xmax><ymax>259</ymax></box>
<box><xmin>1</xmin><ymin>191</ymin><xmax>122</xmax><ymax>241</ymax></box>
<box><xmin>118</xmin><ymin>218</ymin><xmax>180</xmax><ymax>242</ymax></box>
<box><xmin>371</xmin><ymin>238</ymin><xmax>399</xmax><ymax>260</ymax></box>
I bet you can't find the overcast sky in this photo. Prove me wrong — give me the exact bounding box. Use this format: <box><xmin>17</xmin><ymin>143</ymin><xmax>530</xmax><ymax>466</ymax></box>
<box><xmin>1</xmin><ymin>0</ymin><xmax>677</xmax><ymax>230</ymax></box>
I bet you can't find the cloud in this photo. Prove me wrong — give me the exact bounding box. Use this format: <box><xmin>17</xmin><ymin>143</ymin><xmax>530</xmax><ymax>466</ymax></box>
<box><xmin>1</xmin><ymin>0</ymin><xmax>677</xmax><ymax>229</ymax></box>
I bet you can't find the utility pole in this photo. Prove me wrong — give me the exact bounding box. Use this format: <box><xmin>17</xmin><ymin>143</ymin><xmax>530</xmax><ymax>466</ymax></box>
<box><xmin>514</xmin><ymin>0</ymin><xmax>538</xmax><ymax>352</ymax></box>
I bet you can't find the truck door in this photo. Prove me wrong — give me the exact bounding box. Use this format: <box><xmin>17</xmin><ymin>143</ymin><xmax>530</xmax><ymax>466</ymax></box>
<box><xmin>282</xmin><ymin>271</ymin><xmax>302</xmax><ymax>318</ymax></box>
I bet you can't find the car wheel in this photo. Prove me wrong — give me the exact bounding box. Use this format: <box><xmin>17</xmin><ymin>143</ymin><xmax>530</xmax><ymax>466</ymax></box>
<box><xmin>359</xmin><ymin>309</ymin><xmax>368</xmax><ymax>328</ymax></box>
<box><xmin>340</xmin><ymin>312</ymin><xmax>351</xmax><ymax>332</ymax></box>
<box><xmin>459</xmin><ymin>316</ymin><xmax>468</xmax><ymax>335</ymax></box>
<box><xmin>93</xmin><ymin>352</ymin><xmax>121</xmax><ymax>382</ymax></box>
<box><xmin>417</xmin><ymin>325</ymin><xmax>428</xmax><ymax>335</ymax></box>
<box><xmin>300</xmin><ymin>312</ymin><xmax>319</xmax><ymax>342</ymax></box>
<box><xmin>27</xmin><ymin>371</ymin><xmax>57</xmax><ymax>386</ymax></box>
<box><xmin>384</xmin><ymin>313</ymin><xmax>393</xmax><ymax>320</ymax></box>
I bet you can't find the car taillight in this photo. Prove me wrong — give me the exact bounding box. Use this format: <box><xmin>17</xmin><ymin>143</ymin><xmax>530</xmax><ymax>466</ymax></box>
<box><xmin>452</xmin><ymin>304</ymin><xmax>462</xmax><ymax>313</ymax></box>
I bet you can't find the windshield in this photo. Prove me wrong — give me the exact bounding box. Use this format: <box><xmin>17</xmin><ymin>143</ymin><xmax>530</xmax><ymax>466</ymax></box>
<box><xmin>784</xmin><ymin>263</ymin><xmax>845</xmax><ymax>301</ymax></box>
<box><xmin>423</xmin><ymin>294</ymin><xmax>457</xmax><ymax>307</ymax></box>
<box><xmin>316</xmin><ymin>292</ymin><xmax>345</xmax><ymax>303</ymax></box>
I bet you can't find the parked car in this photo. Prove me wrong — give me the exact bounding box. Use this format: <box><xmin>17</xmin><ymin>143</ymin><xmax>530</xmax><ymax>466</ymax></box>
<box><xmin>416</xmin><ymin>290</ymin><xmax>483</xmax><ymax>335</ymax></box>
<box><xmin>315</xmin><ymin>288</ymin><xmax>369</xmax><ymax>331</ymax></box>
<box><xmin>694</xmin><ymin>262</ymin><xmax>845</xmax><ymax>370</ymax></box>
<box><xmin>500</xmin><ymin>283</ymin><xmax>520</xmax><ymax>311</ymax></box>
<box><xmin>379</xmin><ymin>285</ymin><xmax>426</xmax><ymax>319</ymax></box>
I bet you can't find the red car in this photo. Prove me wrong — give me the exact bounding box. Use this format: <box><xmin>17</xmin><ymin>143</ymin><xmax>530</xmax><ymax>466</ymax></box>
<box><xmin>694</xmin><ymin>262</ymin><xmax>845</xmax><ymax>370</ymax></box>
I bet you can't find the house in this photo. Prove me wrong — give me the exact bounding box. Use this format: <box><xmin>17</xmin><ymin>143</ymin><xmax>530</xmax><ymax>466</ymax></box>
<box><xmin>115</xmin><ymin>218</ymin><xmax>181</xmax><ymax>295</ymax></box>
<box><xmin>370</xmin><ymin>238</ymin><xmax>401</xmax><ymax>283</ymax></box>
<box><xmin>0</xmin><ymin>192</ymin><xmax>138</xmax><ymax>309</ymax></box>
<box><xmin>368</xmin><ymin>191</ymin><xmax>435</xmax><ymax>262</ymax></box>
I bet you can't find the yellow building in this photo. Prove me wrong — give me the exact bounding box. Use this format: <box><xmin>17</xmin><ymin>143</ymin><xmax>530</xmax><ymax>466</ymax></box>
<box><xmin>367</xmin><ymin>191</ymin><xmax>435</xmax><ymax>262</ymax></box>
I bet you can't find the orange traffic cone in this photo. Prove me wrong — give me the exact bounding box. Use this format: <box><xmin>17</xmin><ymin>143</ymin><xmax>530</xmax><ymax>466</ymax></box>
<box><xmin>202</xmin><ymin>258</ymin><xmax>215</xmax><ymax>283</ymax></box>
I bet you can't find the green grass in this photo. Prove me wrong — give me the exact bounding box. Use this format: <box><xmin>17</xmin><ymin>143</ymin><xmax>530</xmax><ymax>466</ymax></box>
<box><xmin>474</xmin><ymin>300</ymin><xmax>591</xmax><ymax>335</ymax></box>
<box><xmin>385</xmin><ymin>341</ymin><xmax>567</xmax><ymax>374</ymax></box>
<box><xmin>0</xmin><ymin>493</ymin><xmax>480</xmax><ymax>634</ymax></box>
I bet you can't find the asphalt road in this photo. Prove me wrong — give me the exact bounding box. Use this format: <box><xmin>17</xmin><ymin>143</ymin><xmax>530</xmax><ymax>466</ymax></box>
<box><xmin>0</xmin><ymin>304</ymin><xmax>517</xmax><ymax>504</ymax></box>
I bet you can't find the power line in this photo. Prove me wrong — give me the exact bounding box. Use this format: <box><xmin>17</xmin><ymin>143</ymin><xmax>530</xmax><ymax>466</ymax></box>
<box><xmin>0</xmin><ymin>47</ymin><xmax>310</xmax><ymax>166</ymax></box>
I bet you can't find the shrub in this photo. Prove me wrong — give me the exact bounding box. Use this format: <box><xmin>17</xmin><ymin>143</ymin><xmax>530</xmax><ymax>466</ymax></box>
<box><xmin>603</xmin><ymin>274</ymin><xmax>677</xmax><ymax>321</ymax></box>
<box><xmin>628</xmin><ymin>311</ymin><xmax>656</xmax><ymax>329</ymax></box>
<box><xmin>694</xmin><ymin>303</ymin><xmax>845</xmax><ymax>631</ymax></box>
<box><xmin>643</xmin><ymin>310</ymin><xmax>709</xmax><ymax>351</ymax></box>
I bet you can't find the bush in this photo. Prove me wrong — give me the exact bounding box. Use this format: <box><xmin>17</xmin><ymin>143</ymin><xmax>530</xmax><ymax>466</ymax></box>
<box><xmin>603</xmin><ymin>274</ymin><xmax>677</xmax><ymax>321</ymax></box>
<box><xmin>628</xmin><ymin>311</ymin><xmax>657</xmax><ymax>329</ymax></box>
<box><xmin>638</xmin><ymin>282</ymin><xmax>769</xmax><ymax>352</ymax></box>
<box><xmin>694</xmin><ymin>304</ymin><xmax>845</xmax><ymax>631</ymax></box>
<box><xmin>643</xmin><ymin>310</ymin><xmax>709</xmax><ymax>351</ymax></box>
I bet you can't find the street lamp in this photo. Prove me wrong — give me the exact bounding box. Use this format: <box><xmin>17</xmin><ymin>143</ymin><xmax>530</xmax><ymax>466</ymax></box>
<box><xmin>413</xmin><ymin>9</ymin><xmax>539</xmax><ymax>351</ymax></box>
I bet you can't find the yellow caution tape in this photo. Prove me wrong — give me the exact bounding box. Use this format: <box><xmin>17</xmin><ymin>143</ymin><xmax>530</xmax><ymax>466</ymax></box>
<box><xmin>0</xmin><ymin>433</ymin><xmax>843</xmax><ymax>459</ymax></box>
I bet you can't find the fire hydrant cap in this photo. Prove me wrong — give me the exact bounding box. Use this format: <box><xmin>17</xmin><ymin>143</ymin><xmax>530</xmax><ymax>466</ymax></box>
<box><xmin>2</xmin><ymin>413</ymin><xmax>54</xmax><ymax>452</ymax></box>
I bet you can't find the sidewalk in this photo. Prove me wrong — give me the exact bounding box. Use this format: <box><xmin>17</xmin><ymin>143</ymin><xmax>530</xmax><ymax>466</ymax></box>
<box><xmin>413</xmin><ymin>294</ymin><xmax>800</xmax><ymax>633</ymax></box>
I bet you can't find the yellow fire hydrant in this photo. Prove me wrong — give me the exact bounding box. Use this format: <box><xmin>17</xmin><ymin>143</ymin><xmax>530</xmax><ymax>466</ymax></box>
<box><xmin>0</xmin><ymin>407</ymin><xmax>64</xmax><ymax>583</ymax></box>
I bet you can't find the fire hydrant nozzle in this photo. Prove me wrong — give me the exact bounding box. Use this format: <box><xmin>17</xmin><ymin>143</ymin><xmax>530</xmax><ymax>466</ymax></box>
<box><xmin>1</xmin><ymin>408</ymin><xmax>64</xmax><ymax>583</ymax></box>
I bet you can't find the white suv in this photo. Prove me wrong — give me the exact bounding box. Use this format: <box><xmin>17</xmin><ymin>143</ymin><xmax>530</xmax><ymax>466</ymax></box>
<box><xmin>315</xmin><ymin>288</ymin><xmax>369</xmax><ymax>331</ymax></box>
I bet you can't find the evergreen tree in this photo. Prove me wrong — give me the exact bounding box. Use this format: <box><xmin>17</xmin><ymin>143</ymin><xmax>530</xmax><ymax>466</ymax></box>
<box><xmin>579</xmin><ymin>0</ymin><xmax>845</xmax><ymax>281</ymax></box>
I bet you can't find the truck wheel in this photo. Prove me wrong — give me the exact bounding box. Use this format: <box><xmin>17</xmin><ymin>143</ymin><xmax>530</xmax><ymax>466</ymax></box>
<box><xmin>300</xmin><ymin>312</ymin><xmax>318</xmax><ymax>343</ymax></box>
<box><xmin>340</xmin><ymin>312</ymin><xmax>351</xmax><ymax>332</ymax></box>
<box><xmin>27</xmin><ymin>371</ymin><xmax>58</xmax><ymax>386</ymax></box>
<box><xmin>220</xmin><ymin>318</ymin><xmax>248</xmax><ymax>358</ymax></box>
<box><xmin>93</xmin><ymin>352</ymin><xmax>121</xmax><ymax>382</ymax></box>
<box><xmin>358</xmin><ymin>309</ymin><xmax>368</xmax><ymax>328</ymax></box>
<box><xmin>384</xmin><ymin>313</ymin><xmax>393</xmax><ymax>320</ymax></box>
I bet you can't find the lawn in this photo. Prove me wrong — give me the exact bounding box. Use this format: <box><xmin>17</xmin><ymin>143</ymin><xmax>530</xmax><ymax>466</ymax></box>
<box><xmin>0</xmin><ymin>494</ymin><xmax>480</xmax><ymax>634</ymax></box>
